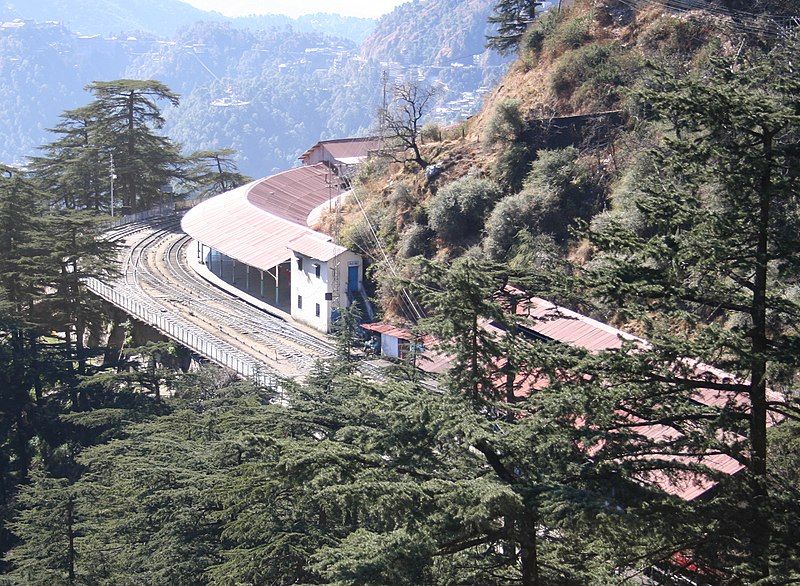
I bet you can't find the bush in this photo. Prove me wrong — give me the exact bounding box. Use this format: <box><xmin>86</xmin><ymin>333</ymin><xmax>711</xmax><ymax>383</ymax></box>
<box><xmin>520</xmin><ymin>11</ymin><xmax>559</xmax><ymax>62</ymax></box>
<box><xmin>398</xmin><ymin>223</ymin><xmax>434</xmax><ymax>258</ymax></box>
<box><xmin>483</xmin><ymin>191</ymin><xmax>546</xmax><ymax>260</ymax></box>
<box><xmin>492</xmin><ymin>143</ymin><xmax>533</xmax><ymax>193</ymax></box>
<box><xmin>543</xmin><ymin>12</ymin><xmax>593</xmax><ymax>54</ymax></box>
<box><xmin>428</xmin><ymin>176</ymin><xmax>502</xmax><ymax>247</ymax></box>
<box><xmin>484</xmin><ymin>99</ymin><xmax>525</xmax><ymax>146</ymax></box>
<box><xmin>523</xmin><ymin>147</ymin><xmax>599</xmax><ymax>241</ymax></box>
<box><xmin>420</xmin><ymin>123</ymin><xmax>443</xmax><ymax>143</ymax></box>
<box><xmin>549</xmin><ymin>42</ymin><xmax>637</xmax><ymax>110</ymax></box>
<box><xmin>638</xmin><ymin>13</ymin><xmax>715</xmax><ymax>61</ymax></box>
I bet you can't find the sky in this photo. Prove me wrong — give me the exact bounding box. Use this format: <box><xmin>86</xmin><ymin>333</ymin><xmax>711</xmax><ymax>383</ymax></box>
<box><xmin>181</xmin><ymin>0</ymin><xmax>409</xmax><ymax>19</ymax></box>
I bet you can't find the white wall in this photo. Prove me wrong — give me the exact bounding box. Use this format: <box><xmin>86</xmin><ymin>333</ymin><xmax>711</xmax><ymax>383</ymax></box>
<box><xmin>380</xmin><ymin>334</ymin><xmax>400</xmax><ymax>358</ymax></box>
<box><xmin>289</xmin><ymin>249</ymin><xmax>362</xmax><ymax>333</ymax></box>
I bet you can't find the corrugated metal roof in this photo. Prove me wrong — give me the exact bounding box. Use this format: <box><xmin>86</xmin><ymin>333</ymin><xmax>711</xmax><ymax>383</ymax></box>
<box><xmin>517</xmin><ymin>296</ymin><xmax>641</xmax><ymax>351</ymax></box>
<box><xmin>288</xmin><ymin>232</ymin><xmax>348</xmax><ymax>262</ymax></box>
<box><xmin>181</xmin><ymin>165</ymin><xmax>347</xmax><ymax>272</ymax></box>
<box><xmin>299</xmin><ymin>136</ymin><xmax>381</xmax><ymax>163</ymax></box>
<box><xmin>247</xmin><ymin>164</ymin><xmax>340</xmax><ymax>225</ymax></box>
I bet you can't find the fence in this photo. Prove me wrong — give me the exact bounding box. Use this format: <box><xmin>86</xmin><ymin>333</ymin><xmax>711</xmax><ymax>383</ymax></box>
<box><xmin>103</xmin><ymin>203</ymin><xmax>176</xmax><ymax>230</ymax></box>
<box><xmin>85</xmin><ymin>277</ymin><xmax>277</xmax><ymax>388</ymax></box>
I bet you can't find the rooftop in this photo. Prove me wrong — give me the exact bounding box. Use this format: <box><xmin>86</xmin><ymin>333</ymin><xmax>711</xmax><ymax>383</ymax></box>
<box><xmin>182</xmin><ymin>164</ymin><xmax>348</xmax><ymax>271</ymax></box>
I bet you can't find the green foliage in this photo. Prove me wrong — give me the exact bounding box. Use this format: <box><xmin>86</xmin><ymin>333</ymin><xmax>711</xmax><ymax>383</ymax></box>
<box><xmin>3</xmin><ymin>472</ymin><xmax>79</xmax><ymax>585</ymax></box>
<box><xmin>491</xmin><ymin>142</ymin><xmax>534</xmax><ymax>192</ymax></box>
<box><xmin>549</xmin><ymin>41</ymin><xmax>640</xmax><ymax>110</ymax></box>
<box><xmin>519</xmin><ymin>10</ymin><xmax>558</xmax><ymax>58</ymax></box>
<box><xmin>573</xmin><ymin>37</ymin><xmax>800</xmax><ymax>580</ymax></box>
<box><xmin>637</xmin><ymin>12</ymin><xmax>719</xmax><ymax>63</ymax></box>
<box><xmin>486</xmin><ymin>0</ymin><xmax>544</xmax><ymax>55</ymax></box>
<box><xmin>490</xmin><ymin>146</ymin><xmax>598</xmax><ymax>255</ymax></box>
<box><xmin>185</xmin><ymin>149</ymin><xmax>252</xmax><ymax>199</ymax></box>
<box><xmin>484</xmin><ymin>98</ymin><xmax>525</xmax><ymax>145</ymax></box>
<box><xmin>420</xmin><ymin>122</ymin><xmax>443</xmax><ymax>143</ymax></box>
<box><xmin>542</xmin><ymin>11</ymin><xmax>594</xmax><ymax>54</ymax></box>
<box><xmin>428</xmin><ymin>176</ymin><xmax>502</xmax><ymax>247</ymax></box>
<box><xmin>398</xmin><ymin>222</ymin><xmax>434</xmax><ymax>259</ymax></box>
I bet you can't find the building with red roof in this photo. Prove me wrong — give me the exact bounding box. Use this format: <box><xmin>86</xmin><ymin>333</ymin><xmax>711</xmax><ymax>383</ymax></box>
<box><xmin>182</xmin><ymin>144</ymin><xmax>371</xmax><ymax>333</ymax></box>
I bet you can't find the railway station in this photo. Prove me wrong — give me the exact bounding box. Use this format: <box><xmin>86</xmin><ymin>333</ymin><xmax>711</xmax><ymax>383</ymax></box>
<box><xmin>181</xmin><ymin>136</ymin><xmax>378</xmax><ymax>333</ymax></box>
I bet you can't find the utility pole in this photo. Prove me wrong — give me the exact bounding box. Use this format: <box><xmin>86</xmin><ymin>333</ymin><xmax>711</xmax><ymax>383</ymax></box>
<box><xmin>109</xmin><ymin>154</ymin><xmax>117</xmax><ymax>217</ymax></box>
<box><xmin>380</xmin><ymin>69</ymin><xmax>389</xmax><ymax>140</ymax></box>
<box><xmin>329</xmin><ymin>168</ymin><xmax>342</xmax><ymax>318</ymax></box>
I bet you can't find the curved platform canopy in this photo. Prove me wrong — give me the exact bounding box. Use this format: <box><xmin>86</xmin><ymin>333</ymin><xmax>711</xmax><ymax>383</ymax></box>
<box><xmin>182</xmin><ymin>163</ymin><xmax>346</xmax><ymax>272</ymax></box>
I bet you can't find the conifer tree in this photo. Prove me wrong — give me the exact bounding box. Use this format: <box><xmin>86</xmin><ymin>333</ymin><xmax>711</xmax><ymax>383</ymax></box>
<box><xmin>567</xmin><ymin>35</ymin><xmax>800</xmax><ymax>579</ymax></box>
<box><xmin>186</xmin><ymin>148</ymin><xmax>252</xmax><ymax>199</ymax></box>
<box><xmin>29</xmin><ymin>106</ymin><xmax>108</xmax><ymax>212</ymax></box>
<box><xmin>3</xmin><ymin>472</ymin><xmax>80</xmax><ymax>585</ymax></box>
<box><xmin>486</xmin><ymin>0</ymin><xmax>543</xmax><ymax>55</ymax></box>
<box><xmin>85</xmin><ymin>80</ymin><xmax>184</xmax><ymax>212</ymax></box>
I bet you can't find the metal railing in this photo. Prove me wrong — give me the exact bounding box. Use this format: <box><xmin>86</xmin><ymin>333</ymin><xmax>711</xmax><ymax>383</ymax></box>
<box><xmin>85</xmin><ymin>276</ymin><xmax>276</xmax><ymax>388</ymax></box>
<box><xmin>103</xmin><ymin>203</ymin><xmax>176</xmax><ymax>230</ymax></box>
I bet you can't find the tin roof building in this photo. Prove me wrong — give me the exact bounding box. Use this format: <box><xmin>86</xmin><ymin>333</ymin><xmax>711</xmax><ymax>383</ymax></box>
<box><xmin>182</xmin><ymin>147</ymin><xmax>370</xmax><ymax>333</ymax></box>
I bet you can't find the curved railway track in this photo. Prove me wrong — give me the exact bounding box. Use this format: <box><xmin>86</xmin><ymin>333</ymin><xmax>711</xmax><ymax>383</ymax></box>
<box><xmin>112</xmin><ymin>216</ymin><xmax>336</xmax><ymax>378</ymax></box>
<box><xmin>92</xmin><ymin>213</ymin><xmax>397</xmax><ymax>384</ymax></box>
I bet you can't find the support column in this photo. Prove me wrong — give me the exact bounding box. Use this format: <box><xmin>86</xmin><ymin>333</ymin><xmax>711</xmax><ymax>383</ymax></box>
<box><xmin>275</xmin><ymin>266</ymin><xmax>280</xmax><ymax>305</ymax></box>
<box><xmin>260</xmin><ymin>270</ymin><xmax>264</xmax><ymax>298</ymax></box>
<box><xmin>232</xmin><ymin>259</ymin><xmax>236</xmax><ymax>285</ymax></box>
<box><xmin>246</xmin><ymin>265</ymin><xmax>250</xmax><ymax>291</ymax></box>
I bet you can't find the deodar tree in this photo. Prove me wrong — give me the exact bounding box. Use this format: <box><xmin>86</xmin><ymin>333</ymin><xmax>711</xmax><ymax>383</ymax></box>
<box><xmin>576</xmin><ymin>36</ymin><xmax>800</xmax><ymax>579</ymax></box>
<box><xmin>86</xmin><ymin>80</ymin><xmax>184</xmax><ymax>213</ymax></box>
<box><xmin>486</xmin><ymin>0</ymin><xmax>543</xmax><ymax>55</ymax></box>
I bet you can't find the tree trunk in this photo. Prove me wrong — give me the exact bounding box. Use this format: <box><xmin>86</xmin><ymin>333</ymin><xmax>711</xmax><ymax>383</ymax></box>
<box><xmin>748</xmin><ymin>130</ymin><xmax>773</xmax><ymax>577</ymax></box>
<box><xmin>519</xmin><ymin>510</ymin><xmax>539</xmax><ymax>586</ymax></box>
<box><xmin>66</xmin><ymin>495</ymin><xmax>76</xmax><ymax>584</ymax></box>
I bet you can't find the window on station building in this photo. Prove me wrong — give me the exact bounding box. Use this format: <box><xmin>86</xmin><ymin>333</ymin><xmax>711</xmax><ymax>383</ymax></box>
<box><xmin>315</xmin><ymin>303</ymin><xmax>321</xmax><ymax>317</ymax></box>
<box><xmin>297</xmin><ymin>295</ymin><xmax>303</xmax><ymax>309</ymax></box>
<box><xmin>314</xmin><ymin>263</ymin><xmax>321</xmax><ymax>278</ymax></box>
<box><xmin>296</xmin><ymin>257</ymin><xmax>303</xmax><ymax>271</ymax></box>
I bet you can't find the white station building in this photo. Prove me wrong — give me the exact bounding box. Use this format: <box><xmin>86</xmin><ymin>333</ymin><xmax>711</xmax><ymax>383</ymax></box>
<box><xmin>181</xmin><ymin>137</ymin><xmax>378</xmax><ymax>333</ymax></box>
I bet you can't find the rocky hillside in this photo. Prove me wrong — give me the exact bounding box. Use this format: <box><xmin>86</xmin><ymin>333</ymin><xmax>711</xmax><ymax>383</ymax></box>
<box><xmin>339</xmin><ymin>0</ymin><xmax>751</xmax><ymax>319</ymax></box>
<box><xmin>360</xmin><ymin>0</ymin><xmax>502</xmax><ymax>66</ymax></box>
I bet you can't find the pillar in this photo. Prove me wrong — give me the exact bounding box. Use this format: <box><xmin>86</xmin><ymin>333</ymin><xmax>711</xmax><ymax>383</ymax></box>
<box><xmin>246</xmin><ymin>264</ymin><xmax>250</xmax><ymax>291</ymax></box>
<box><xmin>275</xmin><ymin>266</ymin><xmax>280</xmax><ymax>305</ymax></box>
<box><xmin>260</xmin><ymin>270</ymin><xmax>264</xmax><ymax>298</ymax></box>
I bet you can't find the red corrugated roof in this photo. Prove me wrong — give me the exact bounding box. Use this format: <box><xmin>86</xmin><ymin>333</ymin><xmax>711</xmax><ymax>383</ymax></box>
<box><xmin>288</xmin><ymin>232</ymin><xmax>348</xmax><ymax>262</ymax></box>
<box><xmin>181</xmin><ymin>165</ymin><xmax>346</xmax><ymax>271</ymax></box>
<box><xmin>517</xmin><ymin>296</ymin><xmax>640</xmax><ymax>351</ymax></box>
<box><xmin>299</xmin><ymin>136</ymin><xmax>381</xmax><ymax>162</ymax></box>
<box><xmin>247</xmin><ymin>164</ymin><xmax>340</xmax><ymax>225</ymax></box>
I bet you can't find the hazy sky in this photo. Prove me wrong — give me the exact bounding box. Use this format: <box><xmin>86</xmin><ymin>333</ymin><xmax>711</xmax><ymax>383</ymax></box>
<box><xmin>182</xmin><ymin>0</ymin><xmax>408</xmax><ymax>18</ymax></box>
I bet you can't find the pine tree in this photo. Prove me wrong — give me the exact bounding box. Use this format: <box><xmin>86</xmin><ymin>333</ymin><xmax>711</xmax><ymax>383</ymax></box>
<box><xmin>185</xmin><ymin>149</ymin><xmax>252</xmax><ymax>199</ymax></box>
<box><xmin>3</xmin><ymin>472</ymin><xmax>80</xmax><ymax>585</ymax></box>
<box><xmin>568</xmin><ymin>35</ymin><xmax>800</xmax><ymax>579</ymax></box>
<box><xmin>39</xmin><ymin>210</ymin><xmax>119</xmax><ymax>385</ymax></box>
<box><xmin>486</xmin><ymin>0</ymin><xmax>543</xmax><ymax>55</ymax></box>
<box><xmin>29</xmin><ymin>106</ymin><xmax>108</xmax><ymax>212</ymax></box>
<box><xmin>85</xmin><ymin>80</ymin><xmax>184</xmax><ymax>213</ymax></box>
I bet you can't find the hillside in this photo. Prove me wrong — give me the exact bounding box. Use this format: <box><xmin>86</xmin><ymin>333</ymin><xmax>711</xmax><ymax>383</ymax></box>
<box><xmin>361</xmin><ymin>0</ymin><xmax>501</xmax><ymax>66</ymax></box>
<box><xmin>0</xmin><ymin>0</ymin><xmax>508</xmax><ymax>175</ymax></box>
<box><xmin>0</xmin><ymin>0</ymin><xmax>225</xmax><ymax>37</ymax></box>
<box><xmin>339</xmin><ymin>0</ymin><xmax>749</xmax><ymax>319</ymax></box>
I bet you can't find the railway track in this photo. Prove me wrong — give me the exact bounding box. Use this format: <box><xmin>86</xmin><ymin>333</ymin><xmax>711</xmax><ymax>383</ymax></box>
<box><xmin>100</xmin><ymin>215</ymin><xmax>336</xmax><ymax>379</ymax></box>
<box><xmin>91</xmin><ymin>213</ymin><xmax>401</xmax><ymax>385</ymax></box>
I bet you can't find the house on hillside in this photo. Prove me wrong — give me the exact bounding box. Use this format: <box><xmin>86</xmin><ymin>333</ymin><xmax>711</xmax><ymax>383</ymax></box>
<box><xmin>299</xmin><ymin>136</ymin><xmax>381</xmax><ymax>176</ymax></box>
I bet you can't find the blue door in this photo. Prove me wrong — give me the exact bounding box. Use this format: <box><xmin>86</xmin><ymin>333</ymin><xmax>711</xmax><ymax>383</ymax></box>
<box><xmin>348</xmin><ymin>265</ymin><xmax>359</xmax><ymax>294</ymax></box>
